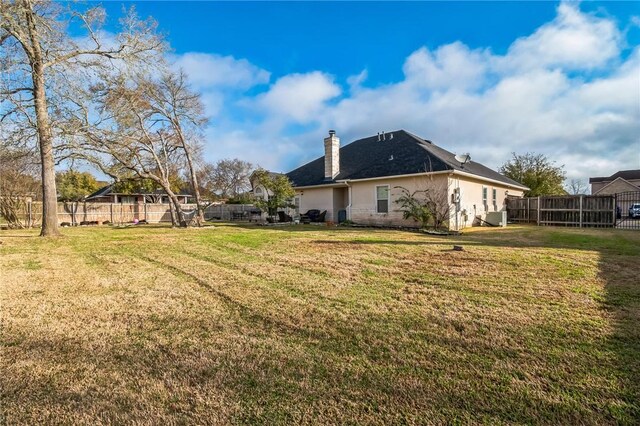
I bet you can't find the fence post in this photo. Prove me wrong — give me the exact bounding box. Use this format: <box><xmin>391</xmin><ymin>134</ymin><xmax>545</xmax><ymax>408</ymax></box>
<box><xmin>27</xmin><ymin>201</ymin><xmax>32</xmax><ymax>228</ymax></box>
<box><xmin>537</xmin><ymin>197</ymin><xmax>541</xmax><ymax>226</ymax></box>
<box><xmin>527</xmin><ymin>197</ymin><xmax>530</xmax><ymax>222</ymax></box>
<box><xmin>579</xmin><ymin>195</ymin><xmax>583</xmax><ymax>228</ymax></box>
<box><xmin>110</xmin><ymin>203</ymin><xmax>114</xmax><ymax>223</ymax></box>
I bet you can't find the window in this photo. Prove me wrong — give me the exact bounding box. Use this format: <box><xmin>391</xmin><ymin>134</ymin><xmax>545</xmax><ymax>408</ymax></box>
<box><xmin>376</xmin><ymin>185</ymin><xmax>389</xmax><ymax>213</ymax></box>
<box><xmin>492</xmin><ymin>188</ymin><xmax>497</xmax><ymax>205</ymax></box>
<box><xmin>482</xmin><ymin>187</ymin><xmax>488</xmax><ymax>206</ymax></box>
<box><xmin>294</xmin><ymin>197</ymin><xmax>300</xmax><ymax>214</ymax></box>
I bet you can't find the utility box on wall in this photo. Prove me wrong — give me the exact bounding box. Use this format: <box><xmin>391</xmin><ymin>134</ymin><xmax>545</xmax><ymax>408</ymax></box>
<box><xmin>485</xmin><ymin>211</ymin><xmax>507</xmax><ymax>227</ymax></box>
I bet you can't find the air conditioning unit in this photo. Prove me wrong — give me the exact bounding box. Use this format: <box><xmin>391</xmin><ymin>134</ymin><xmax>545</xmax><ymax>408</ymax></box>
<box><xmin>485</xmin><ymin>211</ymin><xmax>507</xmax><ymax>227</ymax></box>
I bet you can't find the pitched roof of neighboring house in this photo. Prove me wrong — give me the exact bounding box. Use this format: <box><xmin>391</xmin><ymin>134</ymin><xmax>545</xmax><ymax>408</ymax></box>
<box><xmin>589</xmin><ymin>169</ymin><xmax>640</xmax><ymax>183</ymax></box>
<box><xmin>593</xmin><ymin>177</ymin><xmax>640</xmax><ymax>195</ymax></box>
<box><xmin>86</xmin><ymin>184</ymin><xmax>192</xmax><ymax>200</ymax></box>
<box><xmin>286</xmin><ymin>130</ymin><xmax>527</xmax><ymax>190</ymax></box>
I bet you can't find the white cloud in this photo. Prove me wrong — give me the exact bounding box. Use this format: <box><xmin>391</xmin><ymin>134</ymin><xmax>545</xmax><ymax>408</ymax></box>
<box><xmin>501</xmin><ymin>2</ymin><xmax>621</xmax><ymax>71</ymax></box>
<box><xmin>403</xmin><ymin>42</ymin><xmax>489</xmax><ymax>90</ymax></box>
<box><xmin>193</xmin><ymin>2</ymin><xmax>639</xmax><ymax>183</ymax></box>
<box><xmin>347</xmin><ymin>69</ymin><xmax>368</xmax><ymax>90</ymax></box>
<box><xmin>256</xmin><ymin>71</ymin><xmax>341</xmax><ymax>122</ymax></box>
<box><xmin>172</xmin><ymin>52</ymin><xmax>270</xmax><ymax>90</ymax></box>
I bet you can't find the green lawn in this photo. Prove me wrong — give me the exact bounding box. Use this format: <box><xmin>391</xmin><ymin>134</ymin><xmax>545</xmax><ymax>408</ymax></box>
<box><xmin>1</xmin><ymin>224</ymin><xmax>639</xmax><ymax>424</ymax></box>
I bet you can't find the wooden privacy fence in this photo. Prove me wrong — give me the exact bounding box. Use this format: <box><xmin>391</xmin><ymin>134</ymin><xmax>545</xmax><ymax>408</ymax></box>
<box><xmin>506</xmin><ymin>195</ymin><xmax>615</xmax><ymax>228</ymax></box>
<box><xmin>11</xmin><ymin>202</ymin><xmax>258</xmax><ymax>227</ymax></box>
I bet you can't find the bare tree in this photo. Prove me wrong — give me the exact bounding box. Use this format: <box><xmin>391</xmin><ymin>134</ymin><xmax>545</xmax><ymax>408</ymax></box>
<box><xmin>1</xmin><ymin>0</ymin><xmax>162</xmax><ymax>236</ymax></box>
<box><xmin>566</xmin><ymin>178</ymin><xmax>588</xmax><ymax>195</ymax></box>
<box><xmin>201</xmin><ymin>159</ymin><xmax>254</xmax><ymax>199</ymax></box>
<box><xmin>138</xmin><ymin>70</ymin><xmax>208</xmax><ymax>225</ymax></box>
<box><xmin>75</xmin><ymin>76</ymin><xmax>190</xmax><ymax>227</ymax></box>
<box><xmin>0</xmin><ymin>146</ymin><xmax>40</xmax><ymax>228</ymax></box>
<box><xmin>394</xmin><ymin>178</ymin><xmax>451</xmax><ymax>230</ymax></box>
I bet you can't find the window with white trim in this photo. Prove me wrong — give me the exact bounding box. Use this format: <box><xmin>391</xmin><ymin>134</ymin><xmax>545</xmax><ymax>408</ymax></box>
<box><xmin>482</xmin><ymin>186</ymin><xmax>488</xmax><ymax>207</ymax></box>
<box><xmin>492</xmin><ymin>188</ymin><xmax>497</xmax><ymax>209</ymax></box>
<box><xmin>376</xmin><ymin>185</ymin><xmax>389</xmax><ymax>213</ymax></box>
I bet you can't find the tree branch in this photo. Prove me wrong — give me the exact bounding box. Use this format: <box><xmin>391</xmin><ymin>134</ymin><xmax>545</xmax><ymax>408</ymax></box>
<box><xmin>1</xmin><ymin>87</ymin><xmax>34</xmax><ymax>96</ymax></box>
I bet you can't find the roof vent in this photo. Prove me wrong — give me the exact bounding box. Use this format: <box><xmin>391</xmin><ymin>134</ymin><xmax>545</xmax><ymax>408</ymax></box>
<box><xmin>389</xmin><ymin>155</ymin><xmax>394</xmax><ymax>161</ymax></box>
<box><xmin>389</xmin><ymin>132</ymin><xmax>393</xmax><ymax>140</ymax></box>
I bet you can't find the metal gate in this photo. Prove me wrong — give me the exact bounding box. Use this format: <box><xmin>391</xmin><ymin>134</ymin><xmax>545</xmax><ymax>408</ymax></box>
<box><xmin>615</xmin><ymin>191</ymin><xmax>640</xmax><ymax>230</ymax></box>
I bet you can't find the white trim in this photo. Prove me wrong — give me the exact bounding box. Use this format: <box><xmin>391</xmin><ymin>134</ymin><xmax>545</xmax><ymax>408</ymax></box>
<box><xmin>292</xmin><ymin>182</ymin><xmax>348</xmax><ymax>190</ymax></box>
<box><xmin>451</xmin><ymin>169</ymin><xmax>529</xmax><ymax>191</ymax></box>
<box><xmin>336</xmin><ymin>170</ymin><xmax>451</xmax><ymax>183</ymax></box>
<box><xmin>296</xmin><ymin>169</ymin><xmax>528</xmax><ymax>191</ymax></box>
<box><xmin>482</xmin><ymin>185</ymin><xmax>488</xmax><ymax>208</ymax></box>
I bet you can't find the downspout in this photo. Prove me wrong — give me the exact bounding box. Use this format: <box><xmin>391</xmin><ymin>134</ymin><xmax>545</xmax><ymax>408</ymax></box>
<box><xmin>453</xmin><ymin>173</ymin><xmax>459</xmax><ymax>232</ymax></box>
<box><xmin>345</xmin><ymin>180</ymin><xmax>352</xmax><ymax>221</ymax></box>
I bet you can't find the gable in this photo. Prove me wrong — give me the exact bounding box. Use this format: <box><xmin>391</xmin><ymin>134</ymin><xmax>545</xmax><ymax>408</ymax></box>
<box><xmin>593</xmin><ymin>177</ymin><xmax>640</xmax><ymax>195</ymax></box>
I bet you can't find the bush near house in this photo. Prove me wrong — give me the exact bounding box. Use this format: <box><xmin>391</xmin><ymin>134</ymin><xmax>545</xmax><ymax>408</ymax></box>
<box><xmin>1</xmin><ymin>225</ymin><xmax>638</xmax><ymax>424</ymax></box>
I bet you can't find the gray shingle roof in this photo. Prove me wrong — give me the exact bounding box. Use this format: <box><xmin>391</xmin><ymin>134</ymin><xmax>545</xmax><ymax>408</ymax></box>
<box><xmin>589</xmin><ymin>170</ymin><xmax>640</xmax><ymax>183</ymax></box>
<box><xmin>286</xmin><ymin>130</ymin><xmax>527</xmax><ymax>189</ymax></box>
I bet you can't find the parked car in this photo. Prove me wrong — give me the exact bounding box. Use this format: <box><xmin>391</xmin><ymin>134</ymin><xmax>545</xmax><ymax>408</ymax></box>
<box><xmin>629</xmin><ymin>203</ymin><xmax>640</xmax><ymax>218</ymax></box>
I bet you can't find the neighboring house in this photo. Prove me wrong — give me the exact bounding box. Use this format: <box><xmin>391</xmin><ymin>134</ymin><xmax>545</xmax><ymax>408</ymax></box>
<box><xmin>250</xmin><ymin>171</ymin><xmax>299</xmax><ymax>217</ymax></box>
<box><xmin>285</xmin><ymin>130</ymin><xmax>528</xmax><ymax>230</ymax></box>
<box><xmin>86</xmin><ymin>184</ymin><xmax>193</xmax><ymax>204</ymax></box>
<box><xmin>589</xmin><ymin>170</ymin><xmax>640</xmax><ymax>195</ymax></box>
<box><xmin>250</xmin><ymin>171</ymin><xmax>286</xmax><ymax>202</ymax></box>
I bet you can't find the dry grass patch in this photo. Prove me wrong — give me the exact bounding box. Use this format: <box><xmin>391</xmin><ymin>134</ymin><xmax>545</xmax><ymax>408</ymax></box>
<box><xmin>1</xmin><ymin>224</ymin><xmax>638</xmax><ymax>424</ymax></box>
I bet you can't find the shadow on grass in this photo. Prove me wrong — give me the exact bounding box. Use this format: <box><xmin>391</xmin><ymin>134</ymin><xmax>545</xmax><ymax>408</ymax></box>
<box><xmin>312</xmin><ymin>239</ymin><xmax>472</xmax><ymax>246</ymax></box>
<box><xmin>1</xmin><ymin>225</ymin><xmax>638</xmax><ymax>423</ymax></box>
<box><xmin>102</xmin><ymin>223</ymin><xmax>640</xmax><ymax>424</ymax></box>
<box><xmin>464</xmin><ymin>227</ymin><xmax>640</xmax><ymax>422</ymax></box>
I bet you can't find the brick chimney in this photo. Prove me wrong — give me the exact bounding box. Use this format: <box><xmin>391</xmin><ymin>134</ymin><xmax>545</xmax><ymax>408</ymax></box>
<box><xmin>324</xmin><ymin>130</ymin><xmax>340</xmax><ymax>179</ymax></box>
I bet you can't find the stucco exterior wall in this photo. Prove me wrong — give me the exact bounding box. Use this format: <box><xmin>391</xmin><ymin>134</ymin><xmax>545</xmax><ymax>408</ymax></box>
<box><xmin>295</xmin><ymin>187</ymin><xmax>336</xmax><ymax>221</ymax></box>
<box><xmin>295</xmin><ymin>173</ymin><xmax>524</xmax><ymax>229</ymax></box>
<box><xmin>349</xmin><ymin>174</ymin><xmax>450</xmax><ymax>227</ymax></box>
<box><xmin>449</xmin><ymin>175</ymin><xmax>524</xmax><ymax>229</ymax></box>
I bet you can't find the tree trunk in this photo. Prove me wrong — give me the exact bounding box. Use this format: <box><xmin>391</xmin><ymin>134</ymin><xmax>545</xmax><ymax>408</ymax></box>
<box><xmin>175</xmin><ymin>123</ymin><xmax>205</xmax><ymax>226</ymax></box>
<box><xmin>184</xmin><ymin>149</ymin><xmax>205</xmax><ymax>226</ymax></box>
<box><xmin>167</xmin><ymin>191</ymin><xmax>187</xmax><ymax>227</ymax></box>
<box><xmin>167</xmin><ymin>197</ymin><xmax>177</xmax><ymax>227</ymax></box>
<box><xmin>25</xmin><ymin>4</ymin><xmax>60</xmax><ymax>237</ymax></box>
<box><xmin>159</xmin><ymin>180</ymin><xmax>186</xmax><ymax>228</ymax></box>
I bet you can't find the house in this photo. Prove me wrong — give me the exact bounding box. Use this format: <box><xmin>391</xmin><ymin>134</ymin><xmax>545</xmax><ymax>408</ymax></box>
<box><xmin>250</xmin><ymin>171</ymin><xmax>286</xmax><ymax>202</ymax></box>
<box><xmin>86</xmin><ymin>184</ymin><xmax>193</xmax><ymax>204</ymax></box>
<box><xmin>285</xmin><ymin>130</ymin><xmax>528</xmax><ymax>230</ymax></box>
<box><xmin>589</xmin><ymin>170</ymin><xmax>640</xmax><ymax>195</ymax></box>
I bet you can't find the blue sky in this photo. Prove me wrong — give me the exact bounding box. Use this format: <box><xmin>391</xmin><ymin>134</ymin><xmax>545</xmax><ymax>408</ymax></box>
<box><xmin>99</xmin><ymin>1</ymin><xmax>640</xmax><ymax>181</ymax></box>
